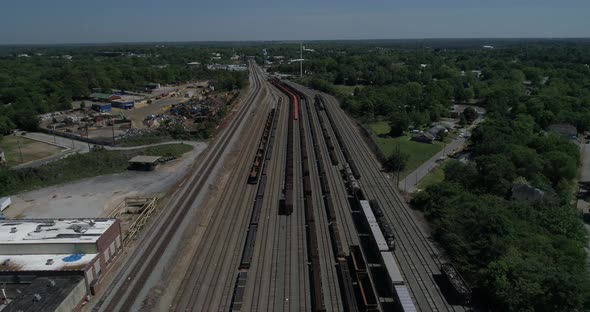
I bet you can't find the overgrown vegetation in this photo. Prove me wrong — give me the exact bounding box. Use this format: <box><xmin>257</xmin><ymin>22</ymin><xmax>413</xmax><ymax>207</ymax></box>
<box><xmin>271</xmin><ymin>40</ymin><xmax>590</xmax><ymax>311</ymax></box>
<box><xmin>0</xmin><ymin>143</ymin><xmax>192</xmax><ymax>196</ymax></box>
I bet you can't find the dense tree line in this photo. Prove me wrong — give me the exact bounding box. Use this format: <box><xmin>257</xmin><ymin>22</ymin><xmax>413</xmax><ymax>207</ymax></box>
<box><xmin>0</xmin><ymin>45</ymin><xmax>248</xmax><ymax>132</ymax></box>
<box><xmin>285</xmin><ymin>43</ymin><xmax>590</xmax><ymax>132</ymax></box>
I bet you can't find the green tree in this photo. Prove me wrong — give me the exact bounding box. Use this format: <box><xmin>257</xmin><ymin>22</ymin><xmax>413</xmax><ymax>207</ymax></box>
<box><xmin>388</xmin><ymin>111</ymin><xmax>409</xmax><ymax>137</ymax></box>
<box><xmin>476</xmin><ymin>154</ymin><xmax>516</xmax><ymax>195</ymax></box>
<box><xmin>462</xmin><ymin>106</ymin><xmax>478</xmax><ymax>123</ymax></box>
<box><xmin>384</xmin><ymin>149</ymin><xmax>409</xmax><ymax>172</ymax></box>
<box><xmin>543</xmin><ymin>151</ymin><xmax>576</xmax><ymax>186</ymax></box>
<box><xmin>0</xmin><ymin>116</ymin><xmax>16</xmax><ymax>135</ymax></box>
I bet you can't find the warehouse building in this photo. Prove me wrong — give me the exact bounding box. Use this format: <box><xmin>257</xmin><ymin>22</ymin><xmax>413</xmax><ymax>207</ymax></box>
<box><xmin>91</xmin><ymin>102</ymin><xmax>112</xmax><ymax>113</ymax></box>
<box><xmin>0</xmin><ymin>218</ymin><xmax>123</xmax><ymax>311</ymax></box>
<box><xmin>111</xmin><ymin>99</ymin><xmax>135</xmax><ymax>109</ymax></box>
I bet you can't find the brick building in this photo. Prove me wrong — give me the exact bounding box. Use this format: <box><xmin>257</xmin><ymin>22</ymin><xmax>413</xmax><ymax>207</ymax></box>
<box><xmin>0</xmin><ymin>218</ymin><xmax>123</xmax><ymax>311</ymax></box>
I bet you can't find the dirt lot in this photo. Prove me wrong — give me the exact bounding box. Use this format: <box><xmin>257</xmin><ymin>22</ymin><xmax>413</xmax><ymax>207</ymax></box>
<box><xmin>2</xmin><ymin>141</ymin><xmax>207</xmax><ymax>219</ymax></box>
<box><xmin>0</xmin><ymin>135</ymin><xmax>65</xmax><ymax>167</ymax></box>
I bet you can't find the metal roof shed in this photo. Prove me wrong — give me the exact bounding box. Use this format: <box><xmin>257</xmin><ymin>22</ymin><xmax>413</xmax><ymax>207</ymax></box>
<box><xmin>128</xmin><ymin>156</ymin><xmax>162</xmax><ymax>171</ymax></box>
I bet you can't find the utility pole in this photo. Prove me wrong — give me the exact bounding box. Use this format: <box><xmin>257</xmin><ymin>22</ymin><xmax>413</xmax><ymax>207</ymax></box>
<box><xmin>17</xmin><ymin>137</ymin><xmax>24</xmax><ymax>163</ymax></box>
<box><xmin>111</xmin><ymin>117</ymin><xmax>115</xmax><ymax>145</ymax></box>
<box><xmin>396</xmin><ymin>143</ymin><xmax>401</xmax><ymax>186</ymax></box>
<box><xmin>86</xmin><ymin>124</ymin><xmax>91</xmax><ymax>151</ymax></box>
<box><xmin>300</xmin><ymin>41</ymin><xmax>303</xmax><ymax>78</ymax></box>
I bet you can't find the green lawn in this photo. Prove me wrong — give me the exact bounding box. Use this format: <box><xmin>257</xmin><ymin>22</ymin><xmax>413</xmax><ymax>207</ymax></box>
<box><xmin>366</xmin><ymin>121</ymin><xmax>444</xmax><ymax>177</ymax></box>
<box><xmin>0</xmin><ymin>135</ymin><xmax>64</xmax><ymax>167</ymax></box>
<box><xmin>416</xmin><ymin>164</ymin><xmax>445</xmax><ymax>191</ymax></box>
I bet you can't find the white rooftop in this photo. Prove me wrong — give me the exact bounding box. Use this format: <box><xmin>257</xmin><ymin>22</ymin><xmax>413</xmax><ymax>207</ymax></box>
<box><xmin>0</xmin><ymin>219</ymin><xmax>116</xmax><ymax>245</ymax></box>
<box><xmin>0</xmin><ymin>253</ymin><xmax>96</xmax><ymax>272</ymax></box>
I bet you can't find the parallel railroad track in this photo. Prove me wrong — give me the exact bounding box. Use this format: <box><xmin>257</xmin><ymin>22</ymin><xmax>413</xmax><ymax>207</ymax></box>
<box><xmin>94</xmin><ymin>63</ymin><xmax>266</xmax><ymax>312</ymax></box>
<box><xmin>171</xmin><ymin>65</ymin><xmax>273</xmax><ymax>311</ymax></box>
<box><xmin>288</xmin><ymin>82</ymin><xmax>467</xmax><ymax>312</ymax></box>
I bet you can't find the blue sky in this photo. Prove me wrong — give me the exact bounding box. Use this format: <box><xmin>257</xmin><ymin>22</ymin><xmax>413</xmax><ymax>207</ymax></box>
<box><xmin>1</xmin><ymin>0</ymin><xmax>589</xmax><ymax>44</ymax></box>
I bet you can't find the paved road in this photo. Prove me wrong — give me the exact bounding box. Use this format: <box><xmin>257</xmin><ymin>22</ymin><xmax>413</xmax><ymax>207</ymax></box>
<box><xmin>579</xmin><ymin>142</ymin><xmax>590</xmax><ymax>182</ymax></box>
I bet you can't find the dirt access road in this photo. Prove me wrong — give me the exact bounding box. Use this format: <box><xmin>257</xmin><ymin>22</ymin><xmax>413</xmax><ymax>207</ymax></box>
<box><xmin>2</xmin><ymin>141</ymin><xmax>207</xmax><ymax>219</ymax></box>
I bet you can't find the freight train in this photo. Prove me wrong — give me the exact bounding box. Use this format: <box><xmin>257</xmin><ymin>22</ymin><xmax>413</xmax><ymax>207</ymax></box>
<box><xmin>317</xmin><ymin>92</ymin><xmax>417</xmax><ymax>312</ymax></box>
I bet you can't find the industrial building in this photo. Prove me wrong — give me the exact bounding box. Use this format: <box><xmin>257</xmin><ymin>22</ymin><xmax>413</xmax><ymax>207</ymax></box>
<box><xmin>0</xmin><ymin>218</ymin><xmax>123</xmax><ymax>311</ymax></box>
<box><xmin>111</xmin><ymin>99</ymin><xmax>134</xmax><ymax>109</ymax></box>
<box><xmin>91</xmin><ymin>102</ymin><xmax>112</xmax><ymax>113</ymax></box>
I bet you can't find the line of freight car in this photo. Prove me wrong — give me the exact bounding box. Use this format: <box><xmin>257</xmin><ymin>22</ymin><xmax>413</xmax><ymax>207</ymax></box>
<box><xmin>337</xmin><ymin>259</ymin><xmax>360</xmax><ymax>312</ymax></box>
<box><xmin>359</xmin><ymin>198</ymin><xmax>418</xmax><ymax>312</ymax></box>
<box><xmin>279</xmin><ymin>88</ymin><xmax>295</xmax><ymax>215</ymax></box>
<box><xmin>347</xmin><ymin>245</ymin><xmax>380</xmax><ymax>312</ymax></box>
<box><xmin>440</xmin><ymin>263</ymin><xmax>472</xmax><ymax>305</ymax></box>
<box><xmin>318</xmin><ymin>95</ymin><xmax>359</xmax><ymax>178</ymax></box>
<box><xmin>317</xmin><ymin>92</ymin><xmax>384</xmax><ymax>311</ymax></box>
<box><xmin>238</xmin><ymin>109</ymin><xmax>278</xmax><ymax>271</ymax></box>
<box><xmin>230</xmin><ymin>271</ymin><xmax>248</xmax><ymax>311</ymax></box>
<box><xmin>369</xmin><ymin>199</ymin><xmax>395</xmax><ymax>250</ymax></box>
<box><xmin>299</xmin><ymin>95</ymin><xmax>326</xmax><ymax>312</ymax></box>
<box><xmin>314</xmin><ymin>96</ymin><xmax>339</xmax><ymax>166</ymax></box>
<box><xmin>247</xmin><ymin>109</ymin><xmax>276</xmax><ymax>184</ymax></box>
<box><xmin>275</xmin><ymin>82</ymin><xmax>325</xmax><ymax>311</ymax></box>
<box><xmin>381</xmin><ymin>252</ymin><xmax>417</xmax><ymax>312</ymax></box>
<box><xmin>305</xmin><ymin>95</ymin><xmax>345</xmax><ymax>258</ymax></box>
<box><xmin>231</xmin><ymin>104</ymin><xmax>280</xmax><ymax>311</ymax></box>
<box><xmin>305</xmin><ymin>93</ymin><xmax>361</xmax><ymax>312</ymax></box>
<box><xmin>270</xmin><ymin>79</ymin><xmax>299</xmax><ymax>120</ymax></box>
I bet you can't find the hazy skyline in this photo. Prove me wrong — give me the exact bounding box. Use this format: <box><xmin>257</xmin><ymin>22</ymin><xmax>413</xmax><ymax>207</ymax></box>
<box><xmin>1</xmin><ymin>0</ymin><xmax>589</xmax><ymax>44</ymax></box>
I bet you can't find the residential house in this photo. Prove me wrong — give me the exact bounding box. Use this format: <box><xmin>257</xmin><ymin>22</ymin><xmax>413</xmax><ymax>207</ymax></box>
<box><xmin>411</xmin><ymin>132</ymin><xmax>435</xmax><ymax>144</ymax></box>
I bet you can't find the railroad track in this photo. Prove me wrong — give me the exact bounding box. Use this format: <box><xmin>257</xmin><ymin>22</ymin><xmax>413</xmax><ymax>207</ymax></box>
<box><xmin>93</xmin><ymin>62</ymin><xmax>266</xmax><ymax>312</ymax></box>
<box><xmin>232</xmin><ymin>79</ymin><xmax>309</xmax><ymax>311</ymax></box>
<box><xmin>170</xmin><ymin>65</ymin><xmax>274</xmax><ymax>311</ymax></box>
<box><xmin>299</xmin><ymin>95</ymin><xmax>345</xmax><ymax>311</ymax></box>
<box><xmin>293</xmin><ymin>83</ymin><xmax>467</xmax><ymax>312</ymax></box>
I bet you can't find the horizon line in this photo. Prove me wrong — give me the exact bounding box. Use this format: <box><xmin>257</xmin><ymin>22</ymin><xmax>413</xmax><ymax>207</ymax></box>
<box><xmin>2</xmin><ymin>36</ymin><xmax>590</xmax><ymax>47</ymax></box>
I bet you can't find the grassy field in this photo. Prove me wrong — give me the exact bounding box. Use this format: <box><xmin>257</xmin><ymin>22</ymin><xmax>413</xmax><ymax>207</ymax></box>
<box><xmin>0</xmin><ymin>143</ymin><xmax>193</xmax><ymax>196</ymax></box>
<box><xmin>366</xmin><ymin>121</ymin><xmax>444</xmax><ymax>177</ymax></box>
<box><xmin>0</xmin><ymin>135</ymin><xmax>64</xmax><ymax>167</ymax></box>
<box><xmin>416</xmin><ymin>164</ymin><xmax>445</xmax><ymax>191</ymax></box>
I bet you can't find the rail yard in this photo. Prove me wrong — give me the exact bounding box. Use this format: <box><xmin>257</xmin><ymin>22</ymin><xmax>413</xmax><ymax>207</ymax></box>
<box><xmin>86</xmin><ymin>64</ymin><xmax>471</xmax><ymax>312</ymax></box>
